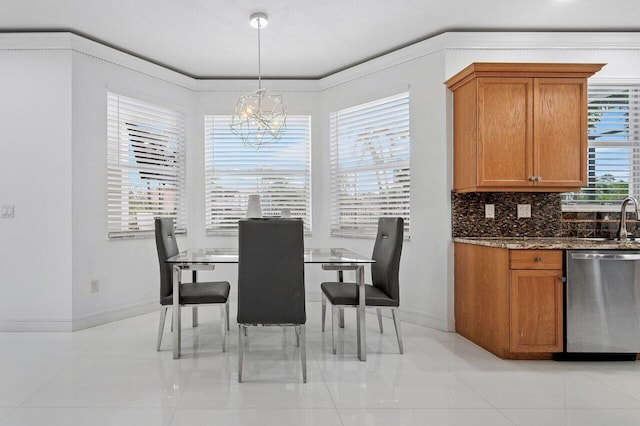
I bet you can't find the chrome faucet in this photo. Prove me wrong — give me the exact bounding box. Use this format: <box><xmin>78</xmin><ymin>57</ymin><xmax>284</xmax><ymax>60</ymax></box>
<box><xmin>617</xmin><ymin>196</ymin><xmax>640</xmax><ymax>241</ymax></box>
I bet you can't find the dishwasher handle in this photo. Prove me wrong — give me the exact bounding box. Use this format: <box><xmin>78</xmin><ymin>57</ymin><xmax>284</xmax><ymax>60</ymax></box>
<box><xmin>571</xmin><ymin>253</ymin><xmax>640</xmax><ymax>261</ymax></box>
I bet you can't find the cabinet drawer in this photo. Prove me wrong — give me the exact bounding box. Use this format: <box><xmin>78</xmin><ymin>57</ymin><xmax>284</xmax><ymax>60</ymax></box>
<box><xmin>510</xmin><ymin>250</ymin><xmax>562</xmax><ymax>269</ymax></box>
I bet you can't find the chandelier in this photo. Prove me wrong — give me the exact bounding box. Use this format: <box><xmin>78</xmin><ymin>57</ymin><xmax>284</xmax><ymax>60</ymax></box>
<box><xmin>230</xmin><ymin>12</ymin><xmax>287</xmax><ymax>150</ymax></box>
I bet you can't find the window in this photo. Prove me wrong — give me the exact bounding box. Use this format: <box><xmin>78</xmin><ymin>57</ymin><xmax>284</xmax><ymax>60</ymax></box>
<box><xmin>107</xmin><ymin>92</ymin><xmax>186</xmax><ymax>238</ymax></box>
<box><xmin>330</xmin><ymin>92</ymin><xmax>411</xmax><ymax>238</ymax></box>
<box><xmin>204</xmin><ymin>115</ymin><xmax>312</xmax><ymax>235</ymax></box>
<box><xmin>562</xmin><ymin>86</ymin><xmax>640</xmax><ymax>210</ymax></box>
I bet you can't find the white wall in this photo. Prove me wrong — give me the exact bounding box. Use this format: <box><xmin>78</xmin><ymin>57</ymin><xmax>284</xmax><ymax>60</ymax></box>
<box><xmin>69</xmin><ymin>36</ymin><xmax>197</xmax><ymax>329</ymax></box>
<box><xmin>2</xmin><ymin>31</ymin><xmax>640</xmax><ymax>332</ymax></box>
<box><xmin>319</xmin><ymin>50</ymin><xmax>452</xmax><ymax>330</ymax></box>
<box><xmin>0</xmin><ymin>43</ymin><xmax>73</xmax><ymax>330</ymax></box>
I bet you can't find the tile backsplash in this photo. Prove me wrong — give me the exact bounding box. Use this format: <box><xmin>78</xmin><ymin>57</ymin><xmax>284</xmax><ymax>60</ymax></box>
<box><xmin>452</xmin><ymin>191</ymin><xmax>636</xmax><ymax>238</ymax></box>
<box><xmin>562</xmin><ymin>211</ymin><xmax>638</xmax><ymax>239</ymax></box>
<box><xmin>452</xmin><ymin>192</ymin><xmax>562</xmax><ymax>237</ymax></box>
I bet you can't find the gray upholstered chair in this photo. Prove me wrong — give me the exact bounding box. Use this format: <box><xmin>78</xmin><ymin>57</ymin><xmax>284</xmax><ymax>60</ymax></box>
<box><xmin>321</xmin><ymin>217</ymin><xmax>404</xmax><ymax>354</ymax></box>
<box><xmin>237</xmin><ymin>219</ymin><xmax>307</xmax><ymax>383</ymax></box>
<box><xmin>154</xmin><ymin>218</ymin><xmax>231</xmax><ymax>352</ymax></box>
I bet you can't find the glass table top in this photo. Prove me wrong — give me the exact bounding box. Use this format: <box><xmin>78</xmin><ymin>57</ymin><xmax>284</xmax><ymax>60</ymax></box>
<box><xmin>166</xmin><ymin>248</ymin><xmax>374</xmax><ymax>264</ymax></box>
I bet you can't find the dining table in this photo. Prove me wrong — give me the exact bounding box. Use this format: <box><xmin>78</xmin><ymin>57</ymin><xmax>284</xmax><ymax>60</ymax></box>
<box><xmin>165</xmin><ymin>247</ymin><xmax>375</xmax><ymax>361</ymax></box>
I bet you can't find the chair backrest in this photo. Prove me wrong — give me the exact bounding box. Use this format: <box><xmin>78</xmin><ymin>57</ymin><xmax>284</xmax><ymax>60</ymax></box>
<box><xmin>237</xmin><ymin>219</ymin><xmax>306</xmax><ymax>325</ymax></box>
<box><xmin>155</xmin><ymin>218</ymin><xmax>179</xmax><ymax>300</ymax></box>
<box><xmin>371</xmin><ymin>217</ymin><xmax>404</xmax><ymax>303</ymax></box>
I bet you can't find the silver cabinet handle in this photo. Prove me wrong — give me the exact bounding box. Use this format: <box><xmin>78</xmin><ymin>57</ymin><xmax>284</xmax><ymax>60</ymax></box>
<box><xmin>571</xmin><ymin>253</ymin><xmax>640</xmax><ymax>261</ymax></box>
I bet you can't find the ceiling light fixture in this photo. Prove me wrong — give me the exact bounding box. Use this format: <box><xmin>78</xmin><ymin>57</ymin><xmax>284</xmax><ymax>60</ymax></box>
<box><xmin>230</xmin><ymin>12</ymin><xmax>287</xmax><ymax>150</ymax></box>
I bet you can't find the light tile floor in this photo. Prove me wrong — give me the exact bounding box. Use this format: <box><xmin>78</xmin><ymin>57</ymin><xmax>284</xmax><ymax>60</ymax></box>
<box><xmin>2</xmin><ymin>303</ymin><xmax>640</xmax><ymax>425</ymax></box>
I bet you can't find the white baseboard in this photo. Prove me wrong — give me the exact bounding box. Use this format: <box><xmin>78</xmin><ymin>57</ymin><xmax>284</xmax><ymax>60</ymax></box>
<box><xmin>0</xmin><ymin>301</ymin><xmax>158</xmax><ymax>332</ymax></box>
<box><xmin>71</xmin><ymin>300</ymin><xmax>158</xmax><ymax>331</ymax></box>
<box><xmin>0</xmin><ymin>301</ymin><xmax>159</xmax><ymax>332</ymax></box>
<box><xmin>399</xmin><ymin>308</ymin><xmax>454</xmax><ymax>332</ymax></box>
<box><xmin>0</xmin><ymin>320</ymin><xmax>74</xmax><ymax>332</ymax></box>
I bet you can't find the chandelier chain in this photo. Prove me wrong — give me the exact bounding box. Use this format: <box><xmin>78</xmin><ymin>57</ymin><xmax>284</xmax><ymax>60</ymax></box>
<box><xmin>257</xmin><ymin>19</ymin><xmax>262</xmax><ymax>90</ymax></box>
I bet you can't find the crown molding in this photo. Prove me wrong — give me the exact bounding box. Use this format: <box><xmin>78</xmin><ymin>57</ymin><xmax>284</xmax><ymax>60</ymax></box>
<box><xmin>0</xmin><ymin>32</ymin><xmax>196</xmax><ymax>90</ymax></box>
<box><xmin>3</xmin><ymin>31</ymin><xmax>640</xmax><ymax>93</ymax></box>
<box><xmin>194</xmin><ymin>78</ymin><xmax>319</xmax><ymax>93</ymax></box>
<box><xmin>441</xmin><ymin>31</ymin><xmax>640</xmax><ymax>49</ymax></box>
<box><xmin>318</xmin><ymin>31</ymin><xmax>640</xmax><ymax>91</ymax></box>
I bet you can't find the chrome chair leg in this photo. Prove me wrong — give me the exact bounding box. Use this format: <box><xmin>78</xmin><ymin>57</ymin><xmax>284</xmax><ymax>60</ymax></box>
<box><xmin>226</xmin><ymin>301</ymin><xmax>230</xmax><ymax>331</ymax></box>
<box><xmin>157</xmin><ymin>306</ymin><xmax>168</xmax><ymax>351</ymax></box>
<box><xmin>300</xmin><ymin>325</ymin><xmax>307</xmax><ymax>383</ymax></box>
<box><xmin>191</xmin><ymin>272</ymin><xmax>198</xmax><ymax>327</ymax></box>
<box><xmin>221</xmin><ymin>304</ymin><xmax>227</xmax><ymax>352</ymax></box>
<box><xmin>238</xmin><ymin>325</ymin><xmax>244</xmax><ymax>383</ymax></box>
<box><xmin>331</xmin><ymin>305</ymin><xmax>338</xmax><ymax>355</ymax></box>
<box><xmin>192</xmin><ymin>306</ymin><xmax>198</xmax><ymax>327</ymax></box>
<box><xmin>336</xmin><ymin>271</ymin><xmax>345</xmax><ymax>329</ymax></box>
<box><xmin>377</xmin><ymin>308</ymin><xmax>384</xmax><ymax>333</ymax></box>
<box><xmin>321</xmin><ymin>294</ymin><xmax>327</xmax><ymax>332</ymax></box>
<box><xmin>392</xmin><ymin>308</ymin><xmax>404</xmax><ymax>354</ymax></box>
<box><xmin>295</xmin><ymin>326</ymin><xmax>300</xmax><ymax>348</ymax></box>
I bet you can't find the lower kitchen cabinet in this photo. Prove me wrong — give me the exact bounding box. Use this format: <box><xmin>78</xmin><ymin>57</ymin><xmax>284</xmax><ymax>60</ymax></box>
<box><xmin>454</xmin><ymin>243</ymin><xmax>563</xmax><ymax>359</ymax></box>
<box><xmin>510</xmin><ymin>269</ymin><xmax>563</xmax><ymax>353</ymax></box>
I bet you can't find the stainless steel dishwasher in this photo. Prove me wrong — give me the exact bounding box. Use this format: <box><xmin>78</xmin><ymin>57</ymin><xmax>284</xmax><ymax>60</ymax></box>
<box><xmin>565</xmin><ymin>250</ymin><xmax>640</xmax><ymax>355</ymax></box>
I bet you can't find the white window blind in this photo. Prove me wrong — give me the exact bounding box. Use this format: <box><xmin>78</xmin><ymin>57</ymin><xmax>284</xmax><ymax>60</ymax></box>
<box><xmin>204</xmin><ymin>115</ymin><xmax>312</xmax><ymax>235</ymax></box>
<box><xmin>562</xmin><ymin>86</ymin><xmax>640</xmax><ymax>210</ymax></box>
<box><xmin>330</xmin><ymin>92</ymin><xmax>411</xmax><ymax>238</ymax></box>
<box><xmin>107</xmin><ymin>92</ymin><xmax>186</xmax><ymax>238</ymax></box>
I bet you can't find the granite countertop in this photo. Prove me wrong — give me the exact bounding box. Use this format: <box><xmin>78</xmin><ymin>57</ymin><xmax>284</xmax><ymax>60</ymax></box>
<box><xmin>453</xmin><ymin>237</ymin><xmax>640</xmax><ymax>250</ymax></box>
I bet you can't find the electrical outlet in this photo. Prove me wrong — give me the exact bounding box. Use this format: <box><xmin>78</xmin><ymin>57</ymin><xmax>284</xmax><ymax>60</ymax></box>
<box><xmin>90</xmin><ymin>279</ymin><xmax>100</xmax><ymax>293</ymax></box>
<box><xmin>517</xmin><ymin>204</ymin><xmax>532</xmax><ymax>219</ymax></box>
<box><xmin>1</xmin><ymin>205</ymin><xmax>15</xmax><ymax>219</ymax></box>
<box><xmin>485</xmin><ymin>204</ymin><xmax>495</xmax><ymax>218</ymax></box>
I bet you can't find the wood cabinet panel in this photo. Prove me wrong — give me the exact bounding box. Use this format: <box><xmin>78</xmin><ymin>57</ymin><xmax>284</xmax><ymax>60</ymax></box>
<box><xmin>534</xmin><ymin>78</ymin><xmax>587</xmax><ymax>187</ymax></box>
<box><xmin>454</xmin><ymin>243</ymin><xmax>564</xmax><ymax>359</ymax></box>
<box><xmin>510</xmin><ymin>269</ymin><xmax>563</xmax><ymax>352</ymax></box>
<box><xmin>510</xmin><ymin>250</ymin><xmax>563</xmax><ymax>269</ymax></box>
<box><xmin>477</xmin><ymin>78</ymin><xmax>532</xmax><ymax>187</ymax></box>
<box><xmin>452</xmin><ymin>81</ymin><xmax>478</xmax><ymax>191</ymax></box>
<box><xmin>454</xmin><ymin>243</ymin><xmax>510</xmax><ymax>356</ymax></box>
<box><xmin>445</xmin><ymin>63</ymin><xmax>604</xmax><ymax>193</ymax></box>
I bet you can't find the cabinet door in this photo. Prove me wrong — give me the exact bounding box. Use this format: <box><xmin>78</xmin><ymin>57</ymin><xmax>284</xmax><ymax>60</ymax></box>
<box><xmin>477</xmin><ymin>78</ymin><xmax>533</xmax><ymax>188</ymax></box>
<box><xmin>510</xmin><ymin>269</ymin><xmax>563</xmax><ymax>352</ymax></box>
<box><xmin>534</xmin><ymin>78</ymin><xmax>587</xmax><ymax>187</ymax></box>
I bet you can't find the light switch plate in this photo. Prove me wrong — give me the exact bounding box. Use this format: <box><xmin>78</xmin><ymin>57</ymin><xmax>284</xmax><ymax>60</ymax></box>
<box><xmin>1</xmin><ymin>205</ymin><xmax>15</xmax><ymax>219</ymax></box>
<box><xmin>485</xmin><ymin>204</ymin><xmax>495</xmax><ymax>218</ymax></box>
<box><xmin>517</xmin><ymin>204</ymin><xmax>531</xmax><ymax>219</ymax></box>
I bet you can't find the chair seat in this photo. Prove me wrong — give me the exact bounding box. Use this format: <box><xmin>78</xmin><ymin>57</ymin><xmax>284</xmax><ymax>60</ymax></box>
<box><xmin>161</xmin><ymin>281</ymin><xmax>230</xmax><ymax>305</ymax></box>
<box><xmin>321</xmin><ymin>281</ymin><xmax>399</xmax><ymax>307</ymax></box>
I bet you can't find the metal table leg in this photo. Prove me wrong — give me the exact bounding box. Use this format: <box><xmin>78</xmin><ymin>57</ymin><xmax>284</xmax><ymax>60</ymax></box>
<box><xmin>173</xmin><ymin>265</ymin><xmax>181</xmax><ymax>359</ymax></box>
<box><xmin>356</xmin><ymin>265</ymin><xmax>366</xmax><ymax>361</ymax></box>
<box><xmin>337</xmin><ymin>270</ymin><xmax>345</xmax><ymax>328</ymax></box>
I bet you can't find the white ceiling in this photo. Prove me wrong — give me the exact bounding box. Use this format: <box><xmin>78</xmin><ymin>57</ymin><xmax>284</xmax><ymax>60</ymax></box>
<box><xmin>2</xmin><ymin>0</ymin><xmax>639</xmax><ymax>79</ymax></box>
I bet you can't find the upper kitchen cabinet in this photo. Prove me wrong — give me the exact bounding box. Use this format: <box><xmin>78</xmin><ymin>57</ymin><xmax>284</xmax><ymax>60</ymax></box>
<box><xmin>445</xmin><ymin>63</ymin><xmax>605</xmax><ymax>192</ymax></box>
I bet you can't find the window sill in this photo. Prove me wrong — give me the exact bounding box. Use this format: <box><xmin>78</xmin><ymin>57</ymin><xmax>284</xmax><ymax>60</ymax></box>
<box><xmin>108</xmin><ymin>230</ymin><xmax>187</xmax><ymax>240</ymax></box>
<box><xmin>562</xmin><ymin>204</ymin><xmax>622</xmax><ymax>213</ymax></box>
